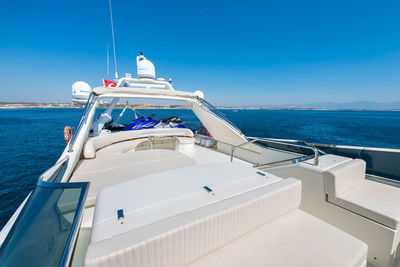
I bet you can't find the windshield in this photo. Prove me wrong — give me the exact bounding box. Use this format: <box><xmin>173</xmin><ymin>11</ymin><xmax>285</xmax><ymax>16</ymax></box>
<box><xmin>0</xmin><ymin>181</ymin><xmax>88</xmax><ymax>267</ymax></box>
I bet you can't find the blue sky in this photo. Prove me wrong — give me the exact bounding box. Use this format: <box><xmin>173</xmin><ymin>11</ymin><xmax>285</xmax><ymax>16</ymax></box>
<box><xmin>1</xmin><ymin>0</ymin><xmax>399</xmax><ymax>106</ymax></box>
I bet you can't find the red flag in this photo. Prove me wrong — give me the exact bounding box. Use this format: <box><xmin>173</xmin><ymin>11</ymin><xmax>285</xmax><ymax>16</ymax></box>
<box><xmin>103</xmin><ymin>79</ymin><xmax>117</xmax><ymax>87</ymax></box>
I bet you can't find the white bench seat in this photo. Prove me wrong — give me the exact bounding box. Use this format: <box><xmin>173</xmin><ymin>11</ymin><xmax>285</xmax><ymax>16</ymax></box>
<box><xmin>189</xmin><ymin>209</ymin><xmax>367</xmax><ymax>267</ymax></box>
<box><xmin>324</xmin><ymin>159</ymin><xmax>400</xmax><ymax>230</ymax></box>
<box><xmin>85</xmin><ymin>169</ymin><xmax>367</xmax><ymax>267</ymax></box>
<box><xmin>84</xmin><ymin>128</ymin><xmax>194</xmax><ymax>159</ymax></box>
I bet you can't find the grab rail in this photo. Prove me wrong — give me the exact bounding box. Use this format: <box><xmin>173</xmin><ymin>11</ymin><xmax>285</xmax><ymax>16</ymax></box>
<box><xmin>230</xmin><ymin>137</ymin><xmax>320</xmax><ymax>166</ymax></box>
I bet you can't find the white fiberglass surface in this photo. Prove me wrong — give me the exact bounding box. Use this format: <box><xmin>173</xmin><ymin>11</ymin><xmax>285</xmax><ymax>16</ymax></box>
<box><xmin>301</xmin><ymin>154</ymin><xmax>352</xmax><ymax>171</ymax></box>
<box><xmin>91</xmin><ymin>161</ymin><xmax>282</xmax><ymax>242</ymax></box>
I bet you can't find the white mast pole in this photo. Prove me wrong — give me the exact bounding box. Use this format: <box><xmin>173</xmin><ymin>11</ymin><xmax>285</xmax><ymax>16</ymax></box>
<box><xmin>109</xmin><ymin>0</ymin><xmax>118</xmax><ymax>79</ymax></box>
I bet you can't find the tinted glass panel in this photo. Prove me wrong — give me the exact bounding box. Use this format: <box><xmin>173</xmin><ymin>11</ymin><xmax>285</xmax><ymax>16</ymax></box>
<box><xmin>45</xmin><ymin>160</ymin><xmax>68</xmax><ymax>183</ymax></box>
<box><xmin>0</xmin><ymin>186</ymin><xmax>82</xmax><ymax>267</ymax></box>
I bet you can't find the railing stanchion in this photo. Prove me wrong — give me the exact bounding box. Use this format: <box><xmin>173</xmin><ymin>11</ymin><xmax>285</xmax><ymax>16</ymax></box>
<box><xmin>230</xmin><ymin>137</ymin><xmax>320</xmax><ymax>167</ymax></box>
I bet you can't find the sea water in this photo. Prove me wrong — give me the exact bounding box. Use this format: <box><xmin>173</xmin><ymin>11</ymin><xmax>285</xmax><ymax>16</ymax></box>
<box><xmin>0</xmin><ymin>108</ymin><xmax>399</xmax><ymax>228</ymax></box>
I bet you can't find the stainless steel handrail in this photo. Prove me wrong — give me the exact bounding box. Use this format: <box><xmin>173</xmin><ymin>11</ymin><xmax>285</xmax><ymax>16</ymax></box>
<box><xmin>230</xmin><ymin>137</ymin><xmax>320</xmax><ymax>166</ymax></box>
<box><xmin>255</xmin><ymin>154</ymin><xmax>316</xmax><ymax>169</ymax></box>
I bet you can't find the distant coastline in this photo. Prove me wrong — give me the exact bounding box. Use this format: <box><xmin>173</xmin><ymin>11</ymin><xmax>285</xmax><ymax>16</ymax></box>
<box><xmin>0</xmin><ymin>102</ymin><xmax>82</xmax><ymax>109</ymax></box>
<box><xmin>1</xmin><ymin>102</ymin><xmax>399</xmax><ymax>111</ymax></box>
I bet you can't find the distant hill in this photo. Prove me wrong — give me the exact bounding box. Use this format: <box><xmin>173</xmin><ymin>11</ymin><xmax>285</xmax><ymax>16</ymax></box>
<box><xmin>244</xmin><ymin>101</ymin><xmax>400</xmax><ymax>110</ymax></box>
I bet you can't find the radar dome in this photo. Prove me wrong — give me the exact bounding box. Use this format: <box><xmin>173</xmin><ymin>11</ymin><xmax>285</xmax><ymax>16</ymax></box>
<box><xmin>137</xmin><ymin>53</ymin><xmax>155</xmax><ymax>79</ymax></box>
<box><xmin>194</xmin><ymin>90</ymin><xmax>204</xmax><ymax>99</ymax></box>
<box><xmin>72</xmin><ymin>81</ymin><xmax>91</xmax><ymax>104</ymax></box>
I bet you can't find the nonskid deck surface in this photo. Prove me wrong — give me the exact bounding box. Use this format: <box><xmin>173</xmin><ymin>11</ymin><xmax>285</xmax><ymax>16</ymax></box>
<box><xmin>70</xmin><ymin>142</ymin><xmax>250</xmax><ymax>207</ymax></box>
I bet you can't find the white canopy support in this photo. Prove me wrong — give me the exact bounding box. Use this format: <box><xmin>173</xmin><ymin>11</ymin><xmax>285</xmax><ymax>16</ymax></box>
<box><xmin>91</xmin><ymin>77</ymin><xmax>254</xmax><ymax>148</ymax></box>
<box><xmin>92</xmin><ymin>86</ymin><xmax>197</xmax><ymax>99</ymax></box>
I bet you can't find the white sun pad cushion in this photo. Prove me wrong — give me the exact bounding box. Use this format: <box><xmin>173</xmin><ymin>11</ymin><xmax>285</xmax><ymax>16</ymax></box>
<box><xmin>85</xmin><ymin>178</ymin><xmax>302</xmax><ymax>267</ymax></box>
<box><xmin>72</xmin><ymin>150</ymin><xmax>196</xmax><ymax>207</ymax></box>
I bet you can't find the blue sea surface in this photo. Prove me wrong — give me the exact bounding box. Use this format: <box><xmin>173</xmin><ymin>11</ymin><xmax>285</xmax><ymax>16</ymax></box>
<box><xmin>0</xmin><ymin>108</ymin><xmax>399</xmax><ymax>228</ymax></box>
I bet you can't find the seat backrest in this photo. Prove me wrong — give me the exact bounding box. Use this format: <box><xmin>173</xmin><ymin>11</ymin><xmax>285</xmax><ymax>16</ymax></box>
<box><xmin>323</xmin><ymin>159</ymin><xmax>366</xmax><ymax>197</ymax></box>
<box><xmin>85</xmin><ymin>178</ymin><xmax>302</xmax><ymax>267</ymax></box>
<box><xmin>83</xmin><ymin>128</ymin><xmax>194</xmax><ymax>159</ymax></box>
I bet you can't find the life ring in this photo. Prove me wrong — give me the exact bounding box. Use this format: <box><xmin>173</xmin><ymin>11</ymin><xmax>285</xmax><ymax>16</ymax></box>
<box><xmin>201</xmin><ymin>125</ymin><xmax>212</xmax><ymax>137</ymax></box>
<box><xmin>64</xmin><ymin>126</ymin><xmax>73</xmax><ymax>144</ymax></box>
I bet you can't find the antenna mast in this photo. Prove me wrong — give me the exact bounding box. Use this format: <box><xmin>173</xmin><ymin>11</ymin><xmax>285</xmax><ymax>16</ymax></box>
<box><xmin>108</xmin><ymin>0</ymin><xmax>118</xmax><ymax>79</ymax></box>
<box><xmin>107</xmin><ymin>44</ymin><xmax>110</xmax><ymax>80</ymax></box>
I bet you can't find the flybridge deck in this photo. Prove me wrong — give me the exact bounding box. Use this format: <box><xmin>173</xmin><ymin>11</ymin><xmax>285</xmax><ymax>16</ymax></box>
<box><xmin>1</xmin><ymin>53</ymin><xmax>400</xmax><ymax>267</ymax></box>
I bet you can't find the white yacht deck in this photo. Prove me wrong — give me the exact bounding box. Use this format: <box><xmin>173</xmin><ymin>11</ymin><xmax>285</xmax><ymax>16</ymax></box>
<box><xmin>84</xmin><ymin>165</ymin><xmax>368</xmax><ymax>267</ymax></box>
<box><xmin>70</xmin><ymin>139</ymin><xmax>250</xmax><ymax>207</ymax></box>
<box><xmin>90</xmin><ymin>161</ymin><xmax>280</xmax><ymax>243</ymax></box>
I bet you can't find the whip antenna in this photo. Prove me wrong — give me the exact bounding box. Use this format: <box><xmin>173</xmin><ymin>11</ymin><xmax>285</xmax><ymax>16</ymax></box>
<box><xmin>107</xmin><ymin>44</ymin><xmax>110</xmax><ymax>80</ymax></box>
<box><xmin>108</xmin><ymin>0</ymin><xmax>118</xmax><ymax>79</ymax></box>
